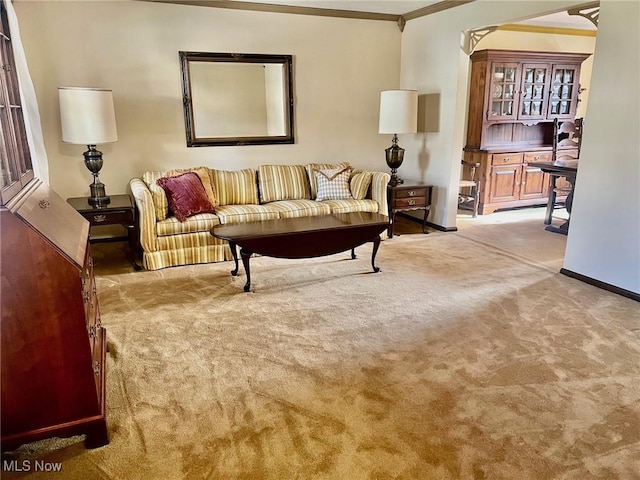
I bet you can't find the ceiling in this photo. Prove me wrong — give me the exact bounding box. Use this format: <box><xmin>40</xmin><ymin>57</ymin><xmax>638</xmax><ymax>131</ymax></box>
<box><xmin>228</xmin><ymin>0</ymin><xmax>597</xmax><ymax>30</ymax></box>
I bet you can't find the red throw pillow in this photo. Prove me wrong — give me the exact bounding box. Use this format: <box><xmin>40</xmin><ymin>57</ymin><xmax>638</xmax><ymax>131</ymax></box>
<box><xmin>156</xmin><ymin>172</ymin><xmax>215</xmax><ymax>222</ymax></box>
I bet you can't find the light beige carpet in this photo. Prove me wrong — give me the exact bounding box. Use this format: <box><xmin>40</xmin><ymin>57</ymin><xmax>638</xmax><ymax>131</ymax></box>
<box><xmin>4</xmin><ymin>211</ymin><xmax>639</xmax><ymax>479</ymax></box>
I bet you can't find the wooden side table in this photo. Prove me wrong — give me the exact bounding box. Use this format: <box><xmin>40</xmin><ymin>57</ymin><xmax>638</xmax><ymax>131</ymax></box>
<box><xmin>67</xmin><ymin>194</ymin><xmax>139</xmax><ymax>268</ymax></box>
<box><xmin>387</xmin><ymin>181</ymin><xmax>433</xmax><ymax>238</ymax></box>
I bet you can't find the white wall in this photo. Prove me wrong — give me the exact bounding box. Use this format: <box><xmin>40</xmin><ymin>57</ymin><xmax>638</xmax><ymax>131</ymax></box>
<box><xmin>563</xmin><ymin>0</ymin><xmax>640</xmax><ymax>295</ymax></box>
<box><xmin>14</xmin><ymin>0</ymin><xmax>401</xmax><ymax>200</ymax></box>
<box><xmin>401</xmin><ymin>0</ymin><xmax>596</xmax><ymax>229</ymax></box>
<box><xmin>400</xmin><ymin>0</ymin><xmax>639</xmax><ymax>294</ymax></box>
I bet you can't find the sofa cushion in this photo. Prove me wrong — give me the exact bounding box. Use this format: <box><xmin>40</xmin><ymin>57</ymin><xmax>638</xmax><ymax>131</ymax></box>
<box><xmin>156</xmin><ymin>213</ymin><xmax>220</xmax><ymax>237</ymax></box>
<box><xmin>215</xmin><ymin>204</ymin><xmax>280</xmax><ymax>224</ymax></box>
<box><xmin>314</xmin><ymin>167</ymin><xmax>353</xmax><ymax>201</ymax></box>
<box><xmin>143</xmin><ymin>171</ymin><xmax>170</xmax><ymax>221</ymax></box>
<box><xmin>210</xmin><ymin>169</ymin><xmax>259</xmax><ymax>206</ymax></box>
<box><xmin>258</xmin><ymin>165</ymin><xmax>311</xmax><ymax>203</ymax></box>
<box><xmin>305</xmin><ymin>162</ymin><xmax>350</xmax><ymax>199</ymax></box>
<box><xmin>350</xmin><ymin>171</ymin><xmax>373</xmax><ymax>200</ymax></box>
<box><xmin>156</xmin><ymin>172</ymin><xmax>215</xmax><ymax>222</ymax></box>
<box><xmin>321</xmin><ymin>199</ymin><xmax>380</xmax><ymax>214</ymax></box>
<box><xmin>268</xmin><ymin>199</ymin><xmax>331</xmax><ymax>219</ymax></box>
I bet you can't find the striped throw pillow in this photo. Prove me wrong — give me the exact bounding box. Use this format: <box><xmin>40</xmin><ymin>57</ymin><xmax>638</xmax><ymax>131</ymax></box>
<box><xmin>210</xmin><ymin>169</ymin><xmax>259</xmax><ymax>206</ymax></box>
<box><xmin>258</xmin><ymin>165</ymin><xmax>311</xmax><ymax>203</ymax></box>
<box><xmin>350</xmin><ymin>171</ymin><xmax>372</xmax><ymax>200</ymax></box>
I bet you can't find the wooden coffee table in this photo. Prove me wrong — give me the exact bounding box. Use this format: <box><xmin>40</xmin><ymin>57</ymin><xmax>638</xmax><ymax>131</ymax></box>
<box><xmin>211</xmin><ymin>212</ymin><xmax>389</xmax><ymax>292</ymax></box>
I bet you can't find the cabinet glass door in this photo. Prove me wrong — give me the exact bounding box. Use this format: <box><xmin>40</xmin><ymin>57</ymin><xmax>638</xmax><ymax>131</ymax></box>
<box><xmin>519</xmin><ymin>63</ymin><xmax>550</xmax><ymax>121</ymax></box>
<box><xmin>548</xmin><ymin>64</ymin><xmax>580</xmax><ymax>119</ymax></box>
<box><xmin>488</xmin><ymin>63</ymin><xmax>519</xmax><ymax>120</ymax></box>
<box><xmin>0</xmin><ymin>6</ymin><xmax>34</xmax><ymax>205</ymax></box>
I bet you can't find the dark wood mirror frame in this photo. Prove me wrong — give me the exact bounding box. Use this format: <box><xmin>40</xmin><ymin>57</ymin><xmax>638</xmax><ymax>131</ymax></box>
<box><xmin>179</xmin><ymin>51</ymin><xmax>295</xmax><ymax>147</ymax></box>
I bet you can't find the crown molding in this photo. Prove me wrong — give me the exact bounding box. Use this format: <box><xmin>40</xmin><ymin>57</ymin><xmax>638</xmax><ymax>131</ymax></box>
<box><xmin>140</xmin><ymin>0</ymin><xmax>400</xmax><ymax>22</ymax></box>
<box><xmin>140</xmin><ymin>0</ymin><xmax>478</xmax><ymax>30</ymax></box>
<box><xmin>402</xmin><ymin>0</ymin><xmax>475</xmax><ymax>22</ymax></box>
<box><xmin>498</xmin><ymin>23</ymin><xmax>597</xmax><ymax>38</ymax></box>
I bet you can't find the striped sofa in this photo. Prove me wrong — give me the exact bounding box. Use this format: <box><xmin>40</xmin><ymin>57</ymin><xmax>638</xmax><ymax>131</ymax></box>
<box><xmin>129</xmin><ymin>164</ymin><xmax>390</xmax><ymax>270</ymax></box>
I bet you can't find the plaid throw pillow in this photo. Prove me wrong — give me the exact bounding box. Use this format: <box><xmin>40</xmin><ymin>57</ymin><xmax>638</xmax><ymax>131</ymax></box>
<box><xmin>314</xmin><ymin>167</ymin><xmax>353</xmax><ymax>201</ymax></box>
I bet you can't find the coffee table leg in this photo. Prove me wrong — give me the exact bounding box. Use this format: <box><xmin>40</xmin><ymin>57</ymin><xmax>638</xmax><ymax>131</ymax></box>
<box><xmin>229</xmin><ymin>241</ymin><xmax>239</xmax><ymax>276</ymax></box>
<box><xmin>371</xmin><ymin>236</ymin><xmax>381</xmax><ymax>273</ymax></box>
<box><xmin>240</xmin><ymin>248</ymin><xmax>252</xmax><ymax>292</ymax></box>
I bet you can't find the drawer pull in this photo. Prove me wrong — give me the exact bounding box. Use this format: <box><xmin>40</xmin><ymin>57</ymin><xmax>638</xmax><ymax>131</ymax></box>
<box><xmin>38</xmin><ymin>199</ymin><xmax>50</xmax><ymax>209</ymax></box>
<box><xmin>407</xmin><ymin>199</ymin><xmax>416</xmax><ymax>206</ymax></box>
<box><xmin>93</xmin><ymin>214</ymin><xmax>107</xmax><ymax>223</ymax></box>
<box><xmin>89</xmin><ymin>325</ymin><xmax>96</xmax><ymax>338</ymax></box>
<box><xmin>408</xmin><ymin>190</ymin><xmax>416</xmax><ymax>196</ymax></box>
<box><xmin>503</xmin><ymin>157</ymin><xmax>510</xmax><ymax>163</ymax></box>
<box><xmin>94</xmin><ymin>361</ymin><xmax>101</xmax><ymax>377</ymax></box>
<box><xmin>534</xmin><ymin>155</ymin><xmax>541</xmax><ymax>160</ymax></box>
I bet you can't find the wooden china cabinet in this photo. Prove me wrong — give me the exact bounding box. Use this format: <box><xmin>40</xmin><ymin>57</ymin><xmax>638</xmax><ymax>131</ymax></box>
<box><xmin>1</xmin><ymin>3</ymin><xmax>108</xmax><ymax>451</ymax></box>
<box><xmin>463</xmin><ymin>49</ymin><xmax>590</xmax><ymax>215</ymax></box>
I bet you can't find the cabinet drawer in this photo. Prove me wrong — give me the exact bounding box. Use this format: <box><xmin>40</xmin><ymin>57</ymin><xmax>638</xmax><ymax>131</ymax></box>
<box><xmin>84</xmin><ymin>209</ymin><xmax>133</xmax><ymax>227</ymax></box>
<box><xmin>92</xmin><ymin>328</ymin><xmax>107</xmax><ymax>399</ymax></box>
<box><xmin>492</xmin><ymin>153</ymin><xmax>524</xmax><ymax>165</ymax></box>
<box><xmin>395</xmin><ymin>196</ymin><xmax>428</xmax><ymax>208</ymax></box>
<box><xmin>524</xmin><ymin>152</ymin><xmax>552</xmax><ymax>163</ymax></box>
<box><xmin>395</xmin><ymin>187</ymin><xmax>429</xmax><ymax>199</ymax></box>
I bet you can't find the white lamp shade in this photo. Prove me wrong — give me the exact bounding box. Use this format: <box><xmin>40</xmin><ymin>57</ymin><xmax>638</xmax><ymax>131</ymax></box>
<box><xmin>378</xmin><ymin>89</ymin><xmax>418</xmax><ymax>134</ymax></box>
<box><xmin>59</xmin><ymin>87</ymin><xmax>118</xmax><ymax>144</ymax></box>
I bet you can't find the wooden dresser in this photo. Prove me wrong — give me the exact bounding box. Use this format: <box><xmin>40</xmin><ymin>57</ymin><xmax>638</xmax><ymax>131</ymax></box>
<box><xmin>1</xmin><ymin>179</ymin><xmax>109</xmax><ymax>451</ymax></box>
<box><xmin>463</xmin><ymin>49</ymin><xmax>590</xmax><ymax>215</ymax></box>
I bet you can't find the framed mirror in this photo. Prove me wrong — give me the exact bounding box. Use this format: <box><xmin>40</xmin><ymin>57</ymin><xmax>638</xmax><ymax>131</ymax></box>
<box><xmin>179</xmin><ymin>51</ymin><xmax>295</xmax><ymax>147</ymax></box>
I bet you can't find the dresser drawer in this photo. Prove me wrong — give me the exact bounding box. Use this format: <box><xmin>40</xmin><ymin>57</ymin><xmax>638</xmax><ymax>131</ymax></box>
<box><xmin>84</xmin><ymin>209</ymin><xmax>133</xmax><ymax>227</ymax></box>
<box><xmin>92</xmin><ymin>327</ymin><xmax>107</xmax><ymax>400</ymax></box>
<box><xmin>492</xmin><ymin>153</ymin><xmax>524</xmax><ymax>165</ymax></box>
<box><xmin>524</xmin><ymin>152</ymin><xmax>552</xmax><ymax>163</ymax></box>
<box><xmin>395</xmin><ymin>187</ymin><xmax>429</xmax><ymax>199</ymax></box>
<box><xmin>395</xmin><ymin>196</ymin><xmax>428</xmax><ymax>208</ymax></box>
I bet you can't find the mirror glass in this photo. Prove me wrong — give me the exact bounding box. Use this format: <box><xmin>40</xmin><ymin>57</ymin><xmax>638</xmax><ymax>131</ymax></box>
<box><xmin>180</xmin><ymin>52</ymin><xmax>294</xmax><ymax>146</ymax></box>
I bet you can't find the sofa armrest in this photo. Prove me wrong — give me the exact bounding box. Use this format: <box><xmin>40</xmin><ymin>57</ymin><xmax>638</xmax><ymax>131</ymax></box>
<box><xmin>129</xmin><ymin>177</ymin><xmax>159</xmax><ymax>252</ymax></box>
<box><xmin>369</xmin><ymin>171</ymin><xmax>391</xmax><ymax>215</ymax></box>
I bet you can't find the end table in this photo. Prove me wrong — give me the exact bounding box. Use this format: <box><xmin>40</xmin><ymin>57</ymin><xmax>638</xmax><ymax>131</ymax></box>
<box><xmin>387</xmin><ymin>181</ymin><xmax>433</xmax><ymax>238</ymax></box>
<box><xmin>67</xmin><ymin>194</ymin><xmax>140</xmax><ymax>269</ymax></box>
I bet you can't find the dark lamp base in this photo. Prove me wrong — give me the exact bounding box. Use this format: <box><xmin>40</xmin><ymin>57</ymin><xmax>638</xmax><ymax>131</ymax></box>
<box><xmin>388</xmin><ymin>176</ymin><xmax>404</xmax><ymax>187</ymax></box>
<box><xmin>88</xmin><ymin>195</ymin><xmax>111</xmax><ymax>207</ymax></box>
<box><xmin>85</xmin><ymin>145</ymin><xmax>110</xmax><ymax>207</ymax></box>
<box><xmin>385</xmin><ymin>135</ymin><xmax>405</xmax><ymax>188</ymax></box>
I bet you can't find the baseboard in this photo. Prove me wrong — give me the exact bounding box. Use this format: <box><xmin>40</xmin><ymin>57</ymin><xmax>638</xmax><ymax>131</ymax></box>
<box><xmin>428</xmin><ymin>222</ymin><xmax>457</xmax><ymax>232</ymax></box>
<box><xmin>397</xmin><ymin>212</ymin><xmax>457</xmax><ymax>232</ymax></box>
<box><xmin>560</xmin><ymin>268</ymin><xmax>640</xmax><ymax>302</ymax></box>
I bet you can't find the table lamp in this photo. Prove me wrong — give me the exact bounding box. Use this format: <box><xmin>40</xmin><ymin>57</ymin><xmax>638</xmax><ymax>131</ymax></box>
<box><xmin>59</xmin><ymin>87</ymin><xmax>118</xmax><ymax>206</ymax></box>
<box><xmin>378</xmin><ymin>89</ymin><xmax>418</xmax><ymax>186</ymax></box>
